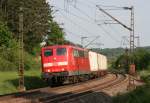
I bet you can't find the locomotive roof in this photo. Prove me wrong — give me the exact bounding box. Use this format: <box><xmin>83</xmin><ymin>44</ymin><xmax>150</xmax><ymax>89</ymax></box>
<box><xmin>42</xmin><ymin>45</ymin><xmax>88</xmax><ymax>51</ymax></box>
<box><xmin>42</xmin><ymin>45</ymin><xmax>107</xmax><ymax>57</ymax></box>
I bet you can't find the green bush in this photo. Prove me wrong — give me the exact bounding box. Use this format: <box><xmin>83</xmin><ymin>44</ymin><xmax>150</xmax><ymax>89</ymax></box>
<box><xmin>24</xmin><ymin>51</ymin><xmax>41</xmax><ymax>71</ymax></box>
<box><xmin>112</xmin><ymin>48</ymin><xmax>150</xmax><ymax>72</ymax></box>
<box><xmin>113</xmin><ymin>69</ymin><xmax>150</xmax><ymax>103</ymax></box>
<box><xmin>113</xmin><ymin>85</ymin><xmax>150</xmax><ymax>103</ymax></box>
<box><xmin>0</xmin><ymin>6</ymin><xmax>42</xmax><ymax>72</ymax></box>
<box><xmin>0</xmin><ymin>57</ymin><xmax>17</xmax><ymax>71</ymax></box>
<box><xmin>0</xmin><ymin>44</ymin><xmax>41</xmax><ymax>71</ymax></box>
<box><xmin>0</xmin><ymin>50</ymin><xmax>40</xmax><ymax>71</ymax></box>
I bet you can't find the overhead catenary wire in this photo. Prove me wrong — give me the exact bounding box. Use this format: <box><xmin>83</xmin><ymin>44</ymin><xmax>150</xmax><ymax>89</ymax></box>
<box><xmin>54</xmin><ymin>8</ymin><xmax>105</xmax><ymax>46</ymax></box>
<box><xmin>96</xmin><ymin>10</ymin><xmax>123</xmax><ymax>42</ymax></box>
<box><xmin>56</xmin><ymin>10</ymin><xmax>94</xmax><ymax>36</ymax></box>
<box><xmin>72</xmin><ymin>6</ymin><xmax>95</xmax><ymax>21</ymax></box>
<box><xmin>67</xmin><ymin>3</ymin><xmax>120</xmax><ymax>43</ymax></box>
<box><xmin>74</xmin><ymin>0</ymin><xmax>95</xmax><ymax>9</ymax></box>
<box><xmin>64</xmin><ymin>28</ymin><xmax>84</xmax><ymax>37</ymax></box>
<box><xmin>82</xmin><ymin>0</ymin><xmax>130</xmax><ymax>39</ymax></box>
<box><xmin>62</xmin><ymin>7</ymin><xmax>120</xmax><ymax>43</ymax></box>
<box><xmin>54</xmin><ymin>7</ymin><xmax>91</xmax><ymax>23</ymax></box>
<box><xmin>52</xmin><ymin>0</ymin><xmax>124</xmax><ymax>44</ymax></box>
<box><xmin>101</xmin><ymin>19</ymin><xmax>125</xmax><ymax>36</ymax></box>
<box><xmin>94</xmin><ymin>6</ymin><xmax>132</xmax><ymax>48</ymax></box>
<box><xmin>85</xmin><ymin>0</ymin><xmax>128</xmax><ymax>9</ymax></box>
<box><xmin>97</xmin><ymin>25</ymin><xmax>120</xmax><ymax>43</ymax></box>
<box><xmin>107</xmin><ymin>24</ymin><xmax>130</xmax><ymax>42</ymax></box>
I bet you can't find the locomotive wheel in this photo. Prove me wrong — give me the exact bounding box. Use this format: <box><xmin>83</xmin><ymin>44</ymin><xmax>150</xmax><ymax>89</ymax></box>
<box><xmin>84</xmin><ymin>74</ymin><xmax>90</xmax><ymax>81</ymax></box>
<box><xmin>57</xmin><ymin>77</ymin><xmax>63</xmax><ymax>85</ymax></box>
<box><xmin>47</xmin><ymin>77</ymin><xmax>56</xmax><ymax>87</ymax></box>
<box><xmin>47</xmin><ymin>78</ymin><xmax>52</xmax><ymax>86</ymax></box>
<box><xmin>48</xmin><ymin>77</ymin><xmax>64</xmax><ymax>87</ymax></box>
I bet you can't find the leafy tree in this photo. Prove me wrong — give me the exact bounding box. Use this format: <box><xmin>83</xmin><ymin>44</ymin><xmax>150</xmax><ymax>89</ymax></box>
<box><xmin>0</xmin><ymin>0</ymin><xmax>65</xmax><ymax>71</ymax></box>
<box><xmin>111</xmin><ymin>49</ymin><xmax>129</xmax><ymax>72</ymax></box>
<box><xmin>1</xmin><ymin>0</ymin><xmax>52</xmax><ymax>53</ymax></box>
<box><xmin>0</xmin><ymin>0</ymin><xmax>7</xmax><ymax>21</ymax></box>
<box><xmin>0</xmin><ymin>0</ymin><xmax>65</xmax><ymax>53</ymax></box>
<box><xmin>133</xmin><ymin>49</ymin><xmax>150</xmax><ymax>70</ymax></box>
<box><xmin>0</xmin><ymin>21</ymin><xmax>19</xmax><ymax>71</ymax></box>
<box><xmin>46</xmin><ymin>21</ymin><xmax>65</xmax><ymax>45</ymax></box>
<box><xmin>112</xmin><ymin>48</ymin><xmax>150</xmax><ymax>72</ymax></box>
<box><xmin>0</xmin><ymin>21</ymin><xmax>12</xmax><ymax>47</ymax></box>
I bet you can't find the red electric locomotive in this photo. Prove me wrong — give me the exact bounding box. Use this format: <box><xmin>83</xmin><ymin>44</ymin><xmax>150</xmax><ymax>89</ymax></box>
<box><xmin>41</xmin><ymin>45</ymin><xmax>90</xmax><ymax>85</ymax></box>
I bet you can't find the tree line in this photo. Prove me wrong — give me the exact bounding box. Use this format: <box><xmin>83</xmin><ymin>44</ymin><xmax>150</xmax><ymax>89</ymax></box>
<box><xmin>0</xmin><ymin>0</ymin><xmax>65</xmax><ymax>71</ymax></box>
<box><xmin>112</xmin><ymin>48</ymin><xmax>150</xmax><ymax>72</ymax></box>
<box><xmin>0</xmin><ymin>0</ymin><xmax>65</xmax><ymax>53</ymax></box>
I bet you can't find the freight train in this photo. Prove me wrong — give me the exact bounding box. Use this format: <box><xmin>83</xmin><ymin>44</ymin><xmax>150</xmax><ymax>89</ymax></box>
<box><xmin>41</xmin><ymin>45</ymin><xmax>107</xmax><ymax>86</ymax></box>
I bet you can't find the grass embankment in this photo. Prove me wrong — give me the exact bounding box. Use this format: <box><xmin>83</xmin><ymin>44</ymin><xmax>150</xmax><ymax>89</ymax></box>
<box><xmin>0</xmin><ymin>69</ymin><xmax>48</xmax><ymax>95</ymax></box>
<box><xmin>113</xmin><ymin>70</ymin><xmax>150</xmax><ymax>103</ymax></box>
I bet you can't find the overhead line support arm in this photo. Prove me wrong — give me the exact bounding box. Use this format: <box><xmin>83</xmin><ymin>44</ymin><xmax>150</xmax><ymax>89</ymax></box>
<box><xmin>96</xmin><ymin>5</ymin><xmax>132</xmax><ymax>31</ymax></box>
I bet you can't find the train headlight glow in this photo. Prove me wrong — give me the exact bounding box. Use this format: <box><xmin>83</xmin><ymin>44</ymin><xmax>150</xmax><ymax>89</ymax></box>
<box><xmin>61</xmin><ymin>68</ymin><xmax>65</xmax><ymax>71</ymax></box>
<box><xmin>47</xmin><ymin>69</ymin><xmax>50</xmax><ymax>72</ymax></box>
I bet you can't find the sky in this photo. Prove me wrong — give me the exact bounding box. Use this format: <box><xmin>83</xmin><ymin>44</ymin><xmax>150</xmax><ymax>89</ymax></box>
<box><xmin>47</xmin><ymin>0</ymin><xmax>150</xmax><ymax>49</ymax></box>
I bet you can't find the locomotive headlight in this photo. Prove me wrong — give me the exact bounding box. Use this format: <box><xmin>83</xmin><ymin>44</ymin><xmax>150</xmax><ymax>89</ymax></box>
<box><xmin>47</xmin><ymin>69</ymin><xmax>50</xmax><ymax>72</ymax></box>
<box><xmin>61</xmin><ymin>68</ymin><xmax>65</xmax><ymax>71</ymax></box>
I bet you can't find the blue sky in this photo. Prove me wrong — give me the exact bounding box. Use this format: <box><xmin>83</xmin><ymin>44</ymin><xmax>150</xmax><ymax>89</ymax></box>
<box><xmin>48</xmin><ymin>0</ymin><xmax>150</xmax><ymax>48</ymax></box>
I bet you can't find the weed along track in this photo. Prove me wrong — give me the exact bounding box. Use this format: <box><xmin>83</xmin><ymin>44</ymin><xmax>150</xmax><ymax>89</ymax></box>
<box><xmin>0</xmin><ymin>73</ymin><xmax>130</xmax><ymax>103</ymax></box>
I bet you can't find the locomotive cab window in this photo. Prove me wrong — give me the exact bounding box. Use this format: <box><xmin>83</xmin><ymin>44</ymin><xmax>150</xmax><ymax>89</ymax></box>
<box><xmin>44</xmin><ymin>49</ymin><xmax>53</xmax><ymax>57</ymax></box>
<box><xmin>57</xmin><ymin>48</ymin><xmax>66</xmax><ymax>56</ymax></box>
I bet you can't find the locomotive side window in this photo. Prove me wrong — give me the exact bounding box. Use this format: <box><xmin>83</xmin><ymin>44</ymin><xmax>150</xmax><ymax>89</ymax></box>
<box><xmin>73</xmin><ymin>50</ymin><xmax>87</xmax><ymax>57</ymax></box>
<box><xmin>84</xmin><ymin>51</ymin><xmax>88</xmax><ymax>58</ymax></box>
<box><xmin>57</xmin><ymin>48</ymin><xmax>66</xmax><ymax>56</ymax></box>
<box><xmin>79</xmin><ymin>50</ymin><xmax>84</xmax><ymax>57</ymax></box>
<box><xmin>44</xmin><ymin>49</ymin><xmax>53</xmax><ymax>57</ymax></box>
<box><xmin>73</xmin><ymin>49</ymin><xmax>79</xmax><ymax>57</ymax></box>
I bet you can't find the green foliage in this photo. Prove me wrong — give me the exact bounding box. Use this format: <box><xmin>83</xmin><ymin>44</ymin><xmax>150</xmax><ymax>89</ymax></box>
<box><xmin>0</xmin><ymin>46</ymin><xmax>41</xmax><ymax>71</ymax></box>
<box><xmin>113</xmin><ymin>70</ymin><xmax>150</xmax><ymax>103</ymax></box>
<box><xmin>47</xmin><ymin>21</ymin><xmax>65</xmax><ymax>45</ymax></box>
<box><xmin>134</xmin><ymin>49</ymin><xmax>150</xmax><ymax>70</ymax></box>
<box><xmin>112</xmin><ymin>54</ymin><xmax>129</xmax><ymax>72</ymax></box>
<box><xmin>0</xmin><ymin>22</ymin><xmax>40</xmax><ymax>71</ymax></box>
<box><xmin>0</xmin><ymin>21</ymin><xmax>18</xmax><ymax>71</ymax></box>
<box><xmin>112</xmin><ymin>48</ymin><xmax>150</xmax><ymax>72</ymax></box>
<box><xmin>1</xmin><ymin>0</ymin><xmax>52</xmax><ymax>52</ymax></box>
<box><xmin>113</xmin><ymin>84</ymin><xmax>150</xmax><ymax>103</ymax></box>
<box><xmin>0</xmin><ymin>0</ymin><xmax>64</xmax><ymax>71</ymax></box>
<box><xmin>0</xmin><ymin>22</ymin><xmax>12</xmax><ymax>47</ymax></box>
<box><xmin>23</xmin><ymin>52</ymin><xmax>41</xmax><ymax>71</ymax></box>
<box><xmin>0</xmin><ymin>0</ymin><xmax>65</xmax><ymax>53</ymax></box>
<box><xmin>0</xmin><ymin>57</ymin><xmax>17</xmax><ymax>71</ymax></box>
<box><xmin>32</xmin><ymin>45</ymin><xmax>42</xmax><ymax>56</ymax></box>
<box><xmin>0</xmin><ymin>70</ymin><xmax>47</xmax><ymax>95</ymax></box>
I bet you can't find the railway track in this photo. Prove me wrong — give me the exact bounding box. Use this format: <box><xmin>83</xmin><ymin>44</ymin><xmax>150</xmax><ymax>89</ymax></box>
<box><xmin>38</xmin><ymin>74</ymin><xmax>127</xmax><ymax>103</ymax></box>
<box><xmin>0</xmin><ymin>73</ymin><xmax>128</xmax><ymax>103</ymax></box>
